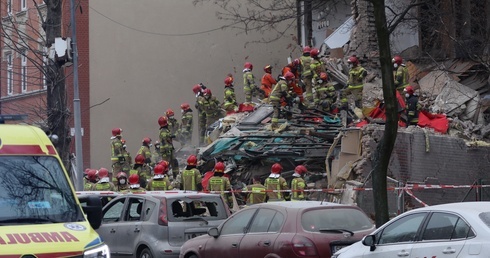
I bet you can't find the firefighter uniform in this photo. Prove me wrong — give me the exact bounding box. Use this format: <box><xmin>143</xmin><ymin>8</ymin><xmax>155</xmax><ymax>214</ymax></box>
<box><xmin>179</xmin><ymin>108</ymin><xmax>193</xmax><ymax>146</ymax></box>
<box><xmin>300</xmin><ymin>54</ymin><xmax>313</xmax><ymax>104</ymax></box>
<box><xmin>291</xmin><ymin>177</ymin><xmax>306</xmax><ymax>201</ymax></box>
<box><xmin>243</xmin><ymin>70</ymin><xmax>257</xmax><ymax>102</ymax></box>
<box><xmin>245</xmin><ymin>183</ymin><xmax>267</xmax><ymax>205</ymax></box>
<box><xmin>147</xmin><ymin>176</ymin><xmax>173</xmax><ymax>191</ymax></box>
<box><xmin>394</xmin><ymin>65</ymin><xmax>410</xmax><ymax>93</ymax></box>
<box><xmin>344</xmin><ymin>65</ymin><xmax>367</xmax><ymax>108</ymax></box>
<box><xmin>111</xmin><ymin>137</ymin><xmax>124</xmax><ymax>177</ymax></box>
<box><xmin>314</xmin><ymin>80</ymin><xmax>337</xmax><ymax>112</ymax></box>
<box><xmin>264</xmin><ymin>175</ymin><xmax>288</xmax><ymax>201</ymax></box>
<box><xmin>223</xmin><ymin>86</ymin><xmax>238</xmax><ymax>112</ymax></box>
<box><xmin>91</xmin><ymin>179</ymin><xmax>116</xmax><ymax>191</ymax></box>
<box><xmin>269</xmin><ymin>78</ymin><xmax>290</xmax><ymax>128</ymax></box>
<box><xmin>182</xmin><ymin>168</ymin><xmax>202</xmax><ymax>191</ymax></box>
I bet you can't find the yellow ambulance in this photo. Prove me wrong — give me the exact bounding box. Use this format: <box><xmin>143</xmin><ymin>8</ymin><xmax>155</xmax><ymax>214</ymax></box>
<box><xmin>0</xmin><ymin>123</ymin><xmax>109</xmax><ymax>257</ymax></box>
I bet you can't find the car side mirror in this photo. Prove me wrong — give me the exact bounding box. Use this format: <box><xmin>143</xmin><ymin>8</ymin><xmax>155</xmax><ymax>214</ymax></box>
<box><xmin>362</xmin><ymin>235</ymin><xmax>376</xmax><ymax>251</ymax></box>
<box><xmin>208</xmin><ymin>227</ymin><xmax>220</xmax><ymax>238</ymax></box>
<box><xmin>80</xmin><ymin>195</ymin><xmax>103</xmax><ymax>229</ymax></box>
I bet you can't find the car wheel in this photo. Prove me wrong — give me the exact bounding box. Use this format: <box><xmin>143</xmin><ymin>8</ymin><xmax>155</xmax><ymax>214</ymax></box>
<box><xmin>139</xmin><ymin>248</ymin><xmax>153</xmax><ymax>258</ymax></box>
<box><xmin>188</xmin><ymin>255</ymin><xmax>198</xmax><ymax>258</ymax></box>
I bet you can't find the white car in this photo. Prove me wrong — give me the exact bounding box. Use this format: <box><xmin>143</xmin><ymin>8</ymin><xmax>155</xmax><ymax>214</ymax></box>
<box><xmin>333</xmin><ymin>202</ymin><xmax>490</xmax><ymax>258</ymax></box>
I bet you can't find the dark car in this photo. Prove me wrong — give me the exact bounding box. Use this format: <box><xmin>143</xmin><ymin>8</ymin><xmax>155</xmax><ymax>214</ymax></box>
<box><xmin>179</xmin><ymin>201</ymin><xmax>375</xmax><ymax>258</ymax></box>
<box><xmin>97</xmin><ymin>191</ymin><xmax>230</xmax><ymax>258</ymax></box>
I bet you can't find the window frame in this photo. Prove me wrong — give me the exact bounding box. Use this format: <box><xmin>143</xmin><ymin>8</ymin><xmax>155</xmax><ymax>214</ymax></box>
<box><xmin>21</xmin><ymin>50</ymin><xmax>27</xmax><ymax>93</ymax></box>
<box><xmin>6</xmin><ymin>53</ymin><xmax>13</xmax><ymax>95</ymax></box>
<box><xmin>7</xmin><ymin>0</ymin><xmax>12</xmax><ymax>15</ymax></box>
<box><xmin>21</xmin><ymin>0</ymin><xmax>27</xmax><ymax>11</ymax></box>
<box><xmin>42</xmin><ymin>47</ymin><xmax>47</xmax><ymax>89</ymax></box>
<box><xmin>376</xmin><ymin>212</ymin><xmax>427</xmax><ymax>245</ymax></box>
<box><xmin>102</xmin><ymin>197</ymin><xmax>127</xmax><ymax>223</ymax></box>
<box><xmin>219</xmin><ymin>208</ymin><xmax>257</xmax><ymax>236</ymax></box>
<box><xmin>248</xmin><ymin>208</ymin><xmax>284</xmax><ymax>234</ymax></box>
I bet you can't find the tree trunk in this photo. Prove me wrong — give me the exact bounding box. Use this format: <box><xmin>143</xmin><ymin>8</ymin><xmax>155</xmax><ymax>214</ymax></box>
<box><xmin>305</xmin><ymin>0</ymin><xmax>313</xmax><ymax>46</ymax></box>
<box><xmin>44</xmin><ymin>0</ymin><xmax>71</xmax><ymax>167</ymax></box>
<box><xmin>371</xmin><ymin>0</ymin><xmax>398</xmax><ymax>227</ymax></box>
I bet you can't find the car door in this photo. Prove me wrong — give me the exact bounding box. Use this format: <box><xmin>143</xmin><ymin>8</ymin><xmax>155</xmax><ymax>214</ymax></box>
<box><xmin>410</xmin><ymin>212</ymin><xmax>469</xmax><ymax>258</ymax></box>
<box><xmin>203</xmin><ymin>208</ymin><xmax>257</xmax><ymax>258</ymax></box>
<box><xmin>363</xmin><ymin>212</ymin><xmax>427</xmax><ymax>258</ymax></box>
<box><xmin>116</xmin><ymin>197</ymin><xmax>146</xmax><ymax>256</ymax></box>
<box><xmin>97</xmin><ymin>197</ymin><xmax>127</xmax><ymax>256</ymax></box>
<box><xmin>239</xmin><ymin>208</ymin><xmax>284</xmax><ymax>257</ymax></box>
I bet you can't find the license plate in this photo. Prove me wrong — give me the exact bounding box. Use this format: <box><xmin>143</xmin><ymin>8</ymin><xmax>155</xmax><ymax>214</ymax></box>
<box><xmin>185</xmin><ymin>233</ymin><xmax>204</xmax><ymax>240</ymax></box>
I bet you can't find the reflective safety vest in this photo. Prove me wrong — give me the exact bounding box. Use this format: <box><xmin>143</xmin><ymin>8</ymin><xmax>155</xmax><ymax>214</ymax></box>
<box><xmin>291</xmin><ymin>177</ymin><xmax>306</xmax><ymax>200</ymax></box>
<box><xmin>93</xmin><ymin>182</ymin><xmax>114</xmax><ymax>191</ymax></box>
<box><xmin>181</xmin><ymin>111</ymin><xmax>193</xmax><ymax>133</ymax></box>
<box><xmin>84</xmin><ymin>182</ymin><xmax>93</xmax><ymax>191</ymax></box>
<box><xmin>394</xmin><ymin>66</ymin><xmax>410</xmax><ymax>90</ymax></box>
<box><xmin>300</xmin><ymin>56</ymin><xmax>313</xmax><ymax>77</ymax></box>
<box><xmin>129</xmin><ymin>187</ymin><xmax>145</xmax><ymax>193</ymax></box>
<box><xmin>265</xmin><ymin>177</ymin><xmax>282</xmax><ymax>200</ymax></box>
<box><xmin>111</xmin><ymin>138</ymin><xmax>123</xmax><ymax>163</ymax></box>
<box><xmin>243</xmin><ymin>71</ymin><xmax>256</xmax><ymax>88</ymax></box>
<box><xmin>150</xmin><ymin>179</ymin><xmax>168</xmax><ymax>191</ymax></box>
<box><xmin>208</xmin><ymin>176</ymin><xmax>229</xmax><ymax>198</ymax></box>
<box><xmin>246</xmin><ymin>184</ymin><xmax>266</xmax><ymax>204</ymax></box>
<box><xmin>348</xmin><ymin>66</ymin><xmax>367</xmax><ymax>88</ymax></box>
<box><xmin>269</xmin><ymin>79</ymin><xmax>288</xmax><ymax>101</ymax></box>
<box><xmin>182</xmin><ymin>169</ymin><xmax>198</xmax><ymax>191</ymax></box>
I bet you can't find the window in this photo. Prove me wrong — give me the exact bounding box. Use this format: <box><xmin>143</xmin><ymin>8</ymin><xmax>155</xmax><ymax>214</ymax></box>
<box><xmin>21</xmin><ymin>0</ymin><xmax>27</xmax><ymax>11</ymax></box>
<box><xmin>220</xmin><ymin>209</ymin><xmax>256</xmax><ymax>235</ymax></box>
<box><xmin>125</xmin><ymin>198</ymin><xmax>145</xmax><ymax>221</ymax></box>
<box><xmin>167</xmin><ymin>196</ymin><xmax>228</xmax><ymax>221</ymax></box>
<box><xmin>422</xmin><ymin>212</ymin><xmax>474</xmax><ymax>241</ymax></box>
<box><xmin>377</xmin><ymin>213</ymin><xmax>426</xmax><ymax>244</ymax></box>
<box><xmin>301</xmin><ymin>208</ymin><xmax>374</xmax><ymax>232</ymax></box>
<box><xmin>42</xmin><ymin>47</ymin><xmax>47</xmax><ymax>89</ymax></box>
<box><xmin>7</xmin><ymin>53</ymin><xmax>13</xmax><ymax>95</ymax></box>
<box><xmin>249</xmin><ymin>209</ymin><xmax>284</xmax><ymax>233</ymax></box>
<box><xmin>7</xmin><ymin>0</ymin><xmax>12</xmax><ymax>14</ymax></box>
<box><xmin>142</xmin><ymin>201</ymin><xmax>156</xmax><ymax>221</ymax></box>
<box><xmin>21</xmin><ymin>50</ymin><xmax>27</xmax><ymax>92</ymax></box>
<box><xmin>102</xmin><ymin>198</ymin><xmax>125</xmax><ymax>223</ymax></box>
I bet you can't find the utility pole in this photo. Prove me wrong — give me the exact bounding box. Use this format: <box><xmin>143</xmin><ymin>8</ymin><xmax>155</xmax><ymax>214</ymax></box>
<box><xmin>70</xmin><ymin>0</ymin><xmax>83</xmax><ymax>191</ymax></box>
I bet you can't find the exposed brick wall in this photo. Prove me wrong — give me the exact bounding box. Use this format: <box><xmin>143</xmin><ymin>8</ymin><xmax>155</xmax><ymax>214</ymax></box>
<box><xmin>358</xmin><ymin>126</ymin><xmax>490</xmax><ymax>216</ymax></box>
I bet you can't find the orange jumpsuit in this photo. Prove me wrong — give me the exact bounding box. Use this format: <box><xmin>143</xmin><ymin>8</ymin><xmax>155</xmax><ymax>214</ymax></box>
<box><xmin>282</xmin><ymin>66</ymin><xmax>304</xmax><ymax>103</ymax></box>
<box><xmin>261</xmin><ymin>72</ymin><xmax>276</xmax><ymax>98</ymax></box>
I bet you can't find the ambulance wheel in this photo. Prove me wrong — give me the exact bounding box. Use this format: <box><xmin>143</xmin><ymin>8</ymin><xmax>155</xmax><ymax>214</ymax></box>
<box><xmin>140</xmin><ymin>248</ymin><xmax>153</xmax><ymax>258</ymax></box>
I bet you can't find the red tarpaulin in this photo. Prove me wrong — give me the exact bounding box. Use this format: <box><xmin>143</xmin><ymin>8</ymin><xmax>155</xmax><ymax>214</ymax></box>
<box><xmin>417</xmin><ymin>110</ymin><xmax>449</xmax><ymax>134</ymax></box>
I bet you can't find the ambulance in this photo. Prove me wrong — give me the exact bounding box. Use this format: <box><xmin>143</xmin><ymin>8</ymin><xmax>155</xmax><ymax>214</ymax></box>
<box><xmin>0</xmin><ymin>122</ymin><xmax>109</xmax><ymax>257</ymax></box>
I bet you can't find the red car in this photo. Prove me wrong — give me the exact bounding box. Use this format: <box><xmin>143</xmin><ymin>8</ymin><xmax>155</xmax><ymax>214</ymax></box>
<box><xmin>179</xmin><ymin>201</ymin><xmax>375</xmax><ymax>258</ymax></box>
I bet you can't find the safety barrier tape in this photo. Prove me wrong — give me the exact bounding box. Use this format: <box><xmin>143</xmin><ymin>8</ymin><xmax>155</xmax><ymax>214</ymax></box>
<box><xmin>404</xmin><ymin>189</ymin><xmax>429</xmax><ymax>207</ymax></box>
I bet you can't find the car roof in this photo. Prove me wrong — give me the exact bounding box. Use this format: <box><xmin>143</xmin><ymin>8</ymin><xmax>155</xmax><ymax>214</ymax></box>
<box><xmin>121</xmin><ymin>191</ymin><xmax>223</xmax><ymax>199</ymax></box>
<box><xmin>250</xmin><ymin>201</ymin><xmax>358</xmax><ymax>210</ymax></box>
<box><xmin>407</xmin><ymin>201</ymin><xmax>490</xmax><ymax>215</ymax></box>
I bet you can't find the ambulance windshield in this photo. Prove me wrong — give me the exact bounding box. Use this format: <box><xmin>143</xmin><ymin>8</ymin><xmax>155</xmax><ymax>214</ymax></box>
<box><xmin>0</xmin><ymin>156</ymin><xmax>82</xmax><ymax>225</ymax></box>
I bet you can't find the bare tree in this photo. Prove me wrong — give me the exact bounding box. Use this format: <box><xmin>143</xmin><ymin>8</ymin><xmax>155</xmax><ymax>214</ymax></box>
<box><xmin>1</xmin><ymin>0</ymin><xmax>71</xmax><ymax>168</ymax></box>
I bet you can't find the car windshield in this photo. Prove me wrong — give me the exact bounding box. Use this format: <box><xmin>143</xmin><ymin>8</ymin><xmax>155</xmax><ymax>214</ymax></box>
<box><xmin>167</xmin><ymin>196</ymin><xmax>228</xmax><ymax>222</ymax></box>
<box><xmin>0</xmin><ymin>156</ymin><xmax>82</xmax><ymax>225</ymax></box>
<box><xmin>301</xmin><ymin>208</ymin><xmax>373</xmax><ymax>232</ymax></box>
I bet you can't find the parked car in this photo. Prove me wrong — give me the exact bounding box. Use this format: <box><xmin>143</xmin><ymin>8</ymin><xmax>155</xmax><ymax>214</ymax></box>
<box><xmin>332</xmin><ymin>201</ymin><xmax>490</xmax><ymax>258</ymax></box>
<box><xmin>97</xmin><ymin>191</ymin><xmax>230</xmax><ymax>258</ymax></box>
<box><xmin>179</xmin><ymin>201</ymin><xmax>375</xmax><ymax>258</ymax></box>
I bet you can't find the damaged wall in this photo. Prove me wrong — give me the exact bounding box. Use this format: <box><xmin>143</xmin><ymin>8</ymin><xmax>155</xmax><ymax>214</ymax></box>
<box><xmin>353</xmin><ymin>125</ymin><xmax>490</xmax><ymax>215</ymax></box>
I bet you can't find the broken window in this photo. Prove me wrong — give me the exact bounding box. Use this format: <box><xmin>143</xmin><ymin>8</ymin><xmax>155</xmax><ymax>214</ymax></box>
<box><xmin>167</xmin><ymin>197</ymin><xmax>227</xmax><ymax>222</ymax></box>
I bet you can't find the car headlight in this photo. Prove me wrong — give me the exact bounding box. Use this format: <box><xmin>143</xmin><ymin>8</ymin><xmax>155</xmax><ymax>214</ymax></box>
<box><xmin>84</xmin><ymin>244</ymin><xmax>110</xmax><ymax>258</ymax></box>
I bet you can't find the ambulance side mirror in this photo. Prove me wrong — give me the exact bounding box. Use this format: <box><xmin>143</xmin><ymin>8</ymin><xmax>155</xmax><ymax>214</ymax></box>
<box><xmin>80</xmin><ymin>195</ymin><xmax>103</xmax><ymax>229</ymax></box>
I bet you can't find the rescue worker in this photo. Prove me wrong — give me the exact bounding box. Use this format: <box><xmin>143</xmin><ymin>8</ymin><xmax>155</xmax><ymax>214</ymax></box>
<box><xmin>146</xmin><ymin>164</ymin><xmax>173</xmax><ymax>191</ymax></box>
<box><xmin>310</xmin><ymin>48</ymin><xmax>326</xmax><ymax>88</ymax></box>
<box><xmin>269</xmin><ymin>71</ymin><xmax>296</xmax><ymax>129</ymax></box>
<box><xmin>282</xmin><ymin>59</ymin><xmax>304</xmax><ymax>107</ymax></box>
<box><xmin>84</xmin><ymin>169</ymin><xmax>97</xmax><ymax>191</ymax></box>
<box><xmin>128</xmin><ymin>174</ymin><xmax>146</xmax><ymax>193</ymax></box>
<box><xmin>166</xmin><ymin>109</ymin><xmax>180</xmax><ymax>137</ymax></box>
<box><xmin>243</xmin><ymin>62</ymin><xmax>257</xmax><ymax>103</ymax></box>
<box><xmin>199</xmin><ymin>88</ymin><xmax>222</xmax><ymax>131</ymax></box>
<box><xmin>121</xmin><ymin>139</ymin><xmax>132</xmax><ymax>175</ymax></box>
<box><xmin>222</xmin><ymin>76</ymin><xmax>238</xmax><ymax>113</ymax></box>
<box><xmin>158</xmin><ymin>115</ymin><xmax>179</xmax><ymax>178</ymax></box>
<box><xmin>193</xmin><ymin>83</ymin><xmax>207</xmax><ymax>145</ymax></box>
<box><xmin>405</xmin><ymin>86</ymin><xmax>420</xmax><ymax>126</ymax></box>
<box><xmin>207</xmin><ymin>162</ymin><xmax>232</xmax><ymax>207</ymax></box>
<box><xmin>151</xmin><ymin>140</ymin><xmax>162</xmax><ymax>164</ymax></box>
<box><xmin>393</xmin><ymin>55</ymin><xmax>410</xmax><ymax>94</ymax></box>
<box><xmin>290</xmin><ymin>165</ymin><xmax>307</xmax><ymax>201</ymax></box>
<box><xmin>299</xmin><ymin>46</ymin><xmax>314</xmax><ymax>106</ymax></box>
<box><xmin>343</xmin><ymin>55</ymin><xmax>367</xmax><ymax>109</ymax></box>
<box><xmin>244</xmin><ymin>176</ymin><xmax>267</xmax><ymax>205</ymax></box>
<box><xmin>115</xmin><ymin>172</ymin><xmax>130</xmax><ymax>193</ymax></box>
<box><xmin>178</xmin><ymin>103</ymin><xmax>193</xmax><ymax>146</ymax></box>
<box><xmin>264</xmin><ymin>163</ymin><xmax>289</xmax><ymax>201</ymax></box>
<box><xmin>137</xmin><ymin>137</ymin><xmax>153</xmax><ymax>166</ymax></box>
<box><xmin>180</xmin><ymin>154</ymin><xmax>203</xmax><ymax>191</ymax></box>
<box><xmin>130</xmin><ymin>154</ymin><xmax>151</xmax><ymax>188</ymax></box>
<box><xmin>260</xmin><ymin>65</ymin><xmax>276</xmax><ymax>99</ymax></box>
<box><xmin>314</xmin><ymin>72</ymin><xmax>337</xmax><ymax>112</ymax></box>
<box><xmin>91</xmin><ymin>167</ymin><xmax>116</xmax><ymax>191</ymax></box>
<box><xmin>110</xmin><ymin>128</ymin><xmax>125</xmax><ymax>181</ymax></box>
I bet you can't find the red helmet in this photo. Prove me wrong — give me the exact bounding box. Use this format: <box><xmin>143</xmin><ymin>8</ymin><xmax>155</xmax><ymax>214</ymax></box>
<box><xmin>347</xmin><ymin>56</ymin><xmax>359</xmax><ymax>65</ymax></box>
<box><xmin>112</xmin><ymin>128</ymin><xmax>122</xmax><ymax>136</ymax></box>
<box><xmin>87</xmin><ymin>169</ymin><xmax>97</xmax><ymax>181</ymax></box>
<box><xmin>154</xmin><ymin>164</ymin><xmax>165</xmax><ymax>175</ymax></box>
<box><xmin>271</xmin><ymin>163</ymin><xmax>283</xmax><ymax>174</ymax></box>
<box><xmin>294</xmin><ymin>165</ymin><xmax>308</xmax><ymax>175</ymax></box>
<box><xmin>181</xmin><ymin>103</ymin><xmax>190</xmax><ymax>110</ymax></box>
<box><xmin>135</xmin><ymin>154</ymin><xmax>145</xmax><ymax>165</ymax></box>
<box><xmin>187</xmin><ymin>155</ymin><xmax>198</xmax><ymax>166</ymax></box>
<box><xmin>404</xmin><ymin>86</ymin><xmax>414</xmax><ymax>95</ymax></box>
<box><xmin>98</xmin><ymin>167</ymin><xmax>109</xmax><ymax>178</ymax></box>
<box><xmin>116</xmin><ymin>172</ymin><xmax>127</xmax><ymax>179</ymax></box>
<box><xmin>203</xmin><ymin>88</ymin><xmax>212</xmax><ymax>96</ymax></box>
<box><xmin>166</xmin><ymin>109</ymin><xmax>174</xmax><ymax>117</ymax></box>
<box><xmin>128</xmin><ymin>174</ymin><xmax>139</xmax><ymax>185</ymax></box>
<box><xmin>142</xmin><ymin>137</ymin><xmax>151</xmax><ymax>145</ymax></box>
<box><xmin>284</xmin><ymin>71</ymin><xmax>295</xmax><ymax>81</ymax></box>
<box><xmin>158</xmin><ymin>116</ymin><xmax>168</xmax><ymax>127</ymax></box>
<box><xmin>303</xmin><ymin>46</ymin><xmax>311</xmax><ymax>54</ymax></box>
<box><xmin>293</xmin><ymin>58</ymin><xmax>300</xmax><ymax>66</ymax></box>
<box><xmin>159</xmin><ymin>160</ymin><xmax>170</xmax><ymax>172</ymax></box>
<box><xmin>214</xmin><ymin>162</ymin><xmax>225</xmax><ymax>173</ymax></box>
<box><xmin>392</xmin><ymin>55</ymin><xmax>403</xmax><ymax>65</ymax></box>
<box><xmin>310</xmin><ymin>48</ymin><xmax>319</xmax><ymax>58</ymax></box>
<box><xmin>192</xmin><ymin>84</ymin><xmax>202</xmax><ymax>94</ymax></box>
<box><xmin>320</xmin><ymin>72</ymin><xmax>328</xmax><ymax>81</ymax></box>
<box><xmin>244</xmin><ymin>62</ymin><xmax>253</xmax><ymax>70</ymax></box>
<box><xmin>264</xmin><ymin>65</ymin><xmax>272</xmax><ymax>73</ymax></box>
<box><xmin>224</xmin><ymin>76</ymin><xmax>234</xmax><ymax>86</ymax></box>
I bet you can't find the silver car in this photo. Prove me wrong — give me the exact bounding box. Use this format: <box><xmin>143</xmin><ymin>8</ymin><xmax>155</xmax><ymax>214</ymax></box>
<box><xmin>97</xmin><ymin>191</ymin><xmax>230</xmax><ymax>258</ymax></box>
